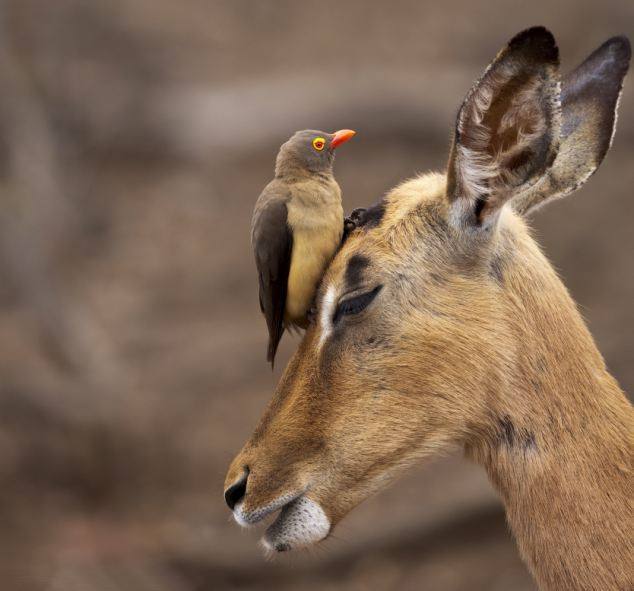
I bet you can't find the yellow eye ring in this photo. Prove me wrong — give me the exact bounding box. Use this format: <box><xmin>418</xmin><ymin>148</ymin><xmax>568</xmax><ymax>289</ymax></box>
<box><xmin>312</xmin><ymin>137</ymin><xmax>326</xmax><ymax>151</ymax></box>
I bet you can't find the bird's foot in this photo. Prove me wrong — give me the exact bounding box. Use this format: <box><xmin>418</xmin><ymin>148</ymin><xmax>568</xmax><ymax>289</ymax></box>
<box><xmin>343</xmin><ymin>208</ymin><xmax>367</xmax><ymax>241</ymax></box>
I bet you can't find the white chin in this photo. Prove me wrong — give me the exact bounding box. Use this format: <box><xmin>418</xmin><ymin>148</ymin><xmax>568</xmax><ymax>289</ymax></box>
<box><xmin>261</xmin><ymin>496</ymin><xmax>330</xmax><ymax>552</ymax></box>
<box><xmin>232</xmin><ymin>502</ymin><xmax>252</xmax><ymax>528</ymax></box>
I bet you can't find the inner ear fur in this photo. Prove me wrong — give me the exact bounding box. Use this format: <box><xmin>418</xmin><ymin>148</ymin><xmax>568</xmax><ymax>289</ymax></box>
<box><xmin>447</xmin><ymin>27</ymin><xmax>561</xmax><ymax>227</ymax></box>
<box><xmin>513</xmin><ymin>36</ymin><xmax>631</xmax><ymax>216</ymax></box>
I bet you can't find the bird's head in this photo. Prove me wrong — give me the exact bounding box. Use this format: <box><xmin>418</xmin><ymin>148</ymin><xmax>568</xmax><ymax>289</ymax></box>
<box><xmin>275</xmin><ymin>129</ymin><xmax>355</xmax><ymax>176</ymax></box>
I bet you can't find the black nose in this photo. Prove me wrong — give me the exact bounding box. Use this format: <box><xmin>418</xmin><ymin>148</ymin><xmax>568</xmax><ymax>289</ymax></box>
<box><xmin>224</xmin><ymin>470</ymin><xmax>248</xmax><ymax>510</ymax></box>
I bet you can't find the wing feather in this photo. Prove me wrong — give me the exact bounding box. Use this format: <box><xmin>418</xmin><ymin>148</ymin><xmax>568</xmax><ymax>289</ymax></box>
<box><xmin>251</xmin><ymin>184</ymin><xmax>292</xmax><ymax>366</ymax></box>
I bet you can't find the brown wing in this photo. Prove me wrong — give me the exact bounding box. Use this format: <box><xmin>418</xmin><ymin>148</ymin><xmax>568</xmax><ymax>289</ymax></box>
<box><xmin>251</xmin><ymin>183</ymin><xmax>292</xmax><ymax>366</ymax></box>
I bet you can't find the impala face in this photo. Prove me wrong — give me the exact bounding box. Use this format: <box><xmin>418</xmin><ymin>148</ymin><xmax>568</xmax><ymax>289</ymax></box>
<box><xmin>226</xmin><ymin>173</ymin><xmax>508</xmax><ymax>551</ymax></box>
<box><xmin>224</xmin><ymin>28</ymin><xmax>630</xmax><ymax>553</ymax></box>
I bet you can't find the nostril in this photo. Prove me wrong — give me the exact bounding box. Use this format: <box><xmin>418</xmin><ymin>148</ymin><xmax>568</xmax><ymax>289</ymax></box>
<box><xmin>224</xmin><ymin>470</ymin><xmax>248</xmax><ymax>511</ymax></box>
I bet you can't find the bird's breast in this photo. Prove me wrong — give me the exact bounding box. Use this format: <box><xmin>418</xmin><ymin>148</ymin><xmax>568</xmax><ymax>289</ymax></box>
<box><xmin>285</xmin><ymin>191</ymin><xmax>343</xmax><ymax>326</ymax></box>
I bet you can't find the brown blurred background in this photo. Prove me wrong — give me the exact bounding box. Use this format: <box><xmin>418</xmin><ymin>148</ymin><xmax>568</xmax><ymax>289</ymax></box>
<box><xmin>0</xmin><ymin>1</ymin><xmax>632</xmax><ymax>590</ymax></box>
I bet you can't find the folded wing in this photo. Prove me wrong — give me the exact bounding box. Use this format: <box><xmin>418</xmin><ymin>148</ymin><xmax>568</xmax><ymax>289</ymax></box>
<box><xmin>251</xmin><ymin>184</ymin><xmax>293</xmax><ymax>366</ymax></box>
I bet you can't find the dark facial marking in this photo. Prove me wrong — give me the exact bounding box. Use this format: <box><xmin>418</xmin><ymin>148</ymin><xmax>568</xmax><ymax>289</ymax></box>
<box><xmin>345</xmin><ymin>255</ymin><xmax>370</xmax><ymax>289</ymax></box>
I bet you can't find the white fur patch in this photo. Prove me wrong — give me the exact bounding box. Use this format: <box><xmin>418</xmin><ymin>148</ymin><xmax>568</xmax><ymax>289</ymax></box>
<box><xmin>232</xmin><ymin>501</ymin><xmax>251</xmax><ymax>528</ymax></box>
<box><xmin>456</xmin><ymin>144</ymin><xmax>498</xmax><ymax>201</ymax></box>
<box><xmin>233</xmin><ymin>492</ymin><xmax>299</xmax><ymax>528</ymax></box>
<box><xmin>261</xmin><ymin>496</ymin><xmax>330</xmax><ymax>552</ymax></box>
<box><xmin>318</xmin><ymin>284</ymin><xmax>337</xmax><ymax>348</ymax></box>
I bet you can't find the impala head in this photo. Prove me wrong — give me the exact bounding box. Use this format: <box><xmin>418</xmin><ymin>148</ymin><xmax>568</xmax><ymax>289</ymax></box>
<box><xmin>225</xmin><ymin>28</ymin><xmax>630</xmax><ymax>552</ymax></box>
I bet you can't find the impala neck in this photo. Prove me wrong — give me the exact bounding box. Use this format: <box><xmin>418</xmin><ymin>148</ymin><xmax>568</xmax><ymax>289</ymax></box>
<box><xmin>469</xmin><ymin>237</ymin><xmax>633</xmax><ymax>590</ymax></box>
<box><xmin>477</xmin><ymin>376</ymin><xmax>631</xmax><ymax>590</ymax></box>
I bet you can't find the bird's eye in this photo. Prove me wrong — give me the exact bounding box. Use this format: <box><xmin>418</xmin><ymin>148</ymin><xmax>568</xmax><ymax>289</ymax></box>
<box><xmin>312</xmin><ymin>137</ymin><xmax>326</xmax><ymax>151</ymax></box>
<box><xmin>333</xmin><ymin>285</ymin><xmax>382</xmax><ymax>323</ymax></box>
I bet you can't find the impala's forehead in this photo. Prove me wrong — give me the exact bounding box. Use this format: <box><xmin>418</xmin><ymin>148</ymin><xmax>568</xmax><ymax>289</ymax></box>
<box><xmin>381</xmin><ymin>172</ymin><xmax>448</xmax><ymax>229</ymax></box>
<box><xmin>315</xmin><ymin>172</ymin><xmax>449</xmax><ymax>321</ymax></box>
<box><xmin>326</xmin><ymin>172</ymin><xmax>448</xmax><ymax>283</ymax></box>
<box><xmin>316</xmin><ymin>240</ymin><xmax>381</xmax><ymax>347</ymax></box>
<box><xmin>322</xmin><ymin>233</ymin><xmax>382</xmax><ymax>293</ymax></box>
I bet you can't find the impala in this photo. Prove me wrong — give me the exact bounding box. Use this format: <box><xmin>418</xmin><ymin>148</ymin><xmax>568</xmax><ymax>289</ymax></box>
<box><xmin>225</xmin><ymin>28</ymin><xmax>632</xmax><ymax>590</ymax></box>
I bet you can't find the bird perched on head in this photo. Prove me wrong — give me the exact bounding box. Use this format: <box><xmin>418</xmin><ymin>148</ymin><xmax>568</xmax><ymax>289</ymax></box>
<box><xmin>251</xmin><ymin>128</ymin><xmax>356</xmax><ymax>366</ymax></box>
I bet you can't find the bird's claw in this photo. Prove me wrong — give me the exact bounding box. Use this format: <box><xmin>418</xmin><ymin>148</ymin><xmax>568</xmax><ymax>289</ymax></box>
<box><xmin>343</xmin><ymin>208</ymin><xmax>367</xmax><ymax>241</ymax></box>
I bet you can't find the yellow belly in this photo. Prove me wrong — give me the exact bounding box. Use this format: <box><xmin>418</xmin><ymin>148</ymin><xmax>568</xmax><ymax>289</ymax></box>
<box><xmin>284</xmin><ymin>179</ymin><xmax>343</xmax><ymax>327</ymax></box>
<box><xmin>285</xmin><ymin>226</ymin><xmax>341</xmax><ymax>325</ymax></box>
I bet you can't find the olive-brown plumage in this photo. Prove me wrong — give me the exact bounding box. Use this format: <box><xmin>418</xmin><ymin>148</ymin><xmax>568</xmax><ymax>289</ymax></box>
<box><xmin>252</xmin><ymin>129</ymin><xmax>355</xmax><ymax>365</ymax></box>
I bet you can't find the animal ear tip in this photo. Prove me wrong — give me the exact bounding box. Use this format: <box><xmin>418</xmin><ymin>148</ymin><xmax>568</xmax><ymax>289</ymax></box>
<box><xmin>576</xmin><ymin>36</ymin><xmax>631</xmax><ymax>92</ymax></box>
<box><xmin>508</xmin><ymin>26</ymin><xmax>559</xmax><ymax>63</ymax></box>
<box><xmin>606</xmin><ymin>34</ymin><xmax>631</xmax><ymax>50</ymax></box>
<box><xmin>607</xmin><ymin>35</ymin><xmax>631</xmax><ymax>64</ymax></box>
<box><xmin>510</xmin><ymin>25</ymin><xmax>553</xmax><ymax>42</ymax></box>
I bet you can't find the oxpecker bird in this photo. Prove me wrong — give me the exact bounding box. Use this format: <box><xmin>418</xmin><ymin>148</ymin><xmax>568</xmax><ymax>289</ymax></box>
<box><xmin>251</xmin><ymin>129</ymin><xmax>356</xmax><ymax>365</ymax></box>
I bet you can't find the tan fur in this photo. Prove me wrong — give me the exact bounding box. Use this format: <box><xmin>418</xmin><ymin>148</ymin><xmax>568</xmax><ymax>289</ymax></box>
<box><xmin>285</xmin><ymin>179</ymin><xmax>343</xmax><ymax>324</ymax></box>
<box><xmin>226</xmin><ymin>30</ymin><xmax>632</xmax><ymax>590</ymax></box>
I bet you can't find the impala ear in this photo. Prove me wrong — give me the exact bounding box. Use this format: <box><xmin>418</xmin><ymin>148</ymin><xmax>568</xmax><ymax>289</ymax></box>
<box><xmin>513</xmin><ymin>36</ymin><xmax>631</xmax><ymax>215</ymax></box>
<box><xmin>447</xmin><ymin>27</ymin><xmax>561</xmax><ymax>229</ymax></box>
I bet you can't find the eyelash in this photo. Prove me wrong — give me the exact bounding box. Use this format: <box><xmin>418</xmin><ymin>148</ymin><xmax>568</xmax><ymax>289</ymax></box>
<box><xmin>333</xmin><ymin>285</ymin><xmax>382</xmax><ymax>323</ymax></box>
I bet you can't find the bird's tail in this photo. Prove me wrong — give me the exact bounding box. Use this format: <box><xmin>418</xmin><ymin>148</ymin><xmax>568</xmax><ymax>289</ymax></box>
<box><xmin>266</xmin><ymin>329</ymin><xmax>284</xmax><ymax>369</ymax></box>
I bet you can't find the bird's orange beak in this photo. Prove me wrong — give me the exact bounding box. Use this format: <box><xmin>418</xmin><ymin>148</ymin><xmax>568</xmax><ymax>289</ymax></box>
<box><xmin>330</xmin><ymin>129</ymin><xmax>356</xmax><ymax>150</ymax></box>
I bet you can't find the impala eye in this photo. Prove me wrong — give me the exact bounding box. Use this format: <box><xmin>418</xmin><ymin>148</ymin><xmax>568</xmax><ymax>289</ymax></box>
<box><xmin>333</xmin><ymin>286</ymin><xmax>382</xmax><ymax>323</ymax></box>
<box><xmin>312</xmin><ymin>137</ymin><xmax>326</xmax><ymax>151</ymax></box>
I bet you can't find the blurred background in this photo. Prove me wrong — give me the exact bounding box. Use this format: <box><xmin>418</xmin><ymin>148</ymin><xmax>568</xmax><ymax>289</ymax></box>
<box><xmin>0</xmin><ymin>1</ymin><xmax>632</xmax><ymax>590</ymax></box>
